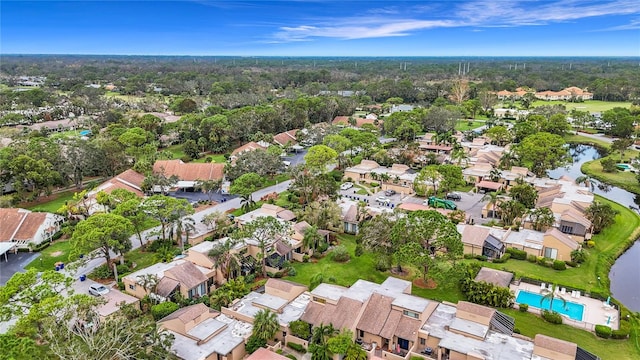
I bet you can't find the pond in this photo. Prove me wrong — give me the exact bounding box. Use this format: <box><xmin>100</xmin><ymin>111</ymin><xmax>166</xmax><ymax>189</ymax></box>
<box><xmin>548</xmin><ymin>144</ymin><xmax>640</xmax><ymax>312</ymax></box>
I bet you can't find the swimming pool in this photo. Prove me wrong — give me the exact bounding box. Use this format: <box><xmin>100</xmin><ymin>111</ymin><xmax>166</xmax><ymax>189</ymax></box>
<box><xmin>516</xmin><ymin>290</ymin><xmax>584</xmax><ymax>321</ymax></box>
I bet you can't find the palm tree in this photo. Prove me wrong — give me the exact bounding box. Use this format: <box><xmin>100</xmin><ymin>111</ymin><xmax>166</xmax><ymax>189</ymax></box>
<box><xmin>310</xmin><ymin>323</ymin><xmax>338</xmax><ymax>360</ymax></box>
<box><xmin>528</xmin><ymin>207</ymin><xmax>555</xmax><ymax>231</ymax></box>
<box><xmin>208</xmin><ymin>238</ymin><xmax>241</xmax><ymax>281</ymax></box>
<box><xmin>345</xmin><ymin>343</ymin><xmax>368</xmax><ymax>360</ymax></box>
<box><xmin>489</xmin><ymin>167</ymin><xmax>502</xmax><ymax>182</ymax></box>
<box><xmin>302</xmin><ymin>225</ymin><xmax>325</xmax><ymax>255</ymax></box>
<box><xmin>174</xmin><ymin>216</ymin><xmax>196</xmax><ymax>253</ymax></box>
<box><xmin>482</xmin><ymin>191</ymin><xmax>500</xmax><ymax>218</ymax></box>
<box><xmin>451</xmin><ymin>144</ymin><xmax>469</xmax><ymax>167</ymax></box>
<box><xmin>137</xmin><ymin>274</ymin><xmax>159</xmax><ymax>304</ymax></box>
<box><xmin>252</xmin><ymin>309</ymin><xmax>279</xmax><ymax>342</ymax></box>
<box><xmin>379</xmin><ymin>173</ymin><xmax>391</xmax><ymax>184</ymax></box>
<box><xmin>499</xmin><ymin>150</ymin><xmax>518</xmax><ymax>170</ymax></box>
<box><xmin>575</xmin><ymin>175</ymin><xmax>610</xmax><ymax>192</ymax></box>
<box><xmin>498</xmin><ymin>199</ymin><xmax>526</xmax><ymax>226</ymax></box>
<box><xmin>541</xmin><ymin>283</ymin><xmax>566</xmax><ymax>313</ymax></box>
<box><xmin>240</xmin><ymin>194</ymin><xmax>255</xmax><ymax>213</ymax></box>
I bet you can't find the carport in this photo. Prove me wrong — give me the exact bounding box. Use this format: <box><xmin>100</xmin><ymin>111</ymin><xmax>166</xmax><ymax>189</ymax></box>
<box><xmin>0</xmin><ymin>242</ymin><xmax>17</xmax><ymax>262</ymax></box>
<box><xmin>475</xmin><ymin>180</ymin><xmax>503</xmax><ymax>193</ymax></box>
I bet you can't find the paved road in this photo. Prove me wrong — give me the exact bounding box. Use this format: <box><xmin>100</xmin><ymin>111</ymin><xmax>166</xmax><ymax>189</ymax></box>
<box><xmin>61</xmin><ymin>180</ymin><xmax>294</xmax><ymax>280</ymax></box>
<box><xmin>0</xmin><ymin>252</ymin><xmax>39</xmax><ymax>285</ymax></box>
<box><xmin>574</xmin><ymin>131</ymin><xmax>615</xmax><ymax>144</ymax></box>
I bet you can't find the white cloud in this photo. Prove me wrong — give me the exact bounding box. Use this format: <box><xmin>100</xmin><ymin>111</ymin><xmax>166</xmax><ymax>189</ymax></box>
<box><xmin>596</xmin><ymin>18</ymin><xmax>640</xmax><ymax>31</ymax></box>
<box><xmin>269</xmin><ymin>0</ymin><xmax>640</xmax><ymax>42</ymax></box>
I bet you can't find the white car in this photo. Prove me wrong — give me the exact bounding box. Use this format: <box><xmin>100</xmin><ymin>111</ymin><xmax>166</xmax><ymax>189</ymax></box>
<box><xmin>376</xmin><ymin>196</ymin><xmax>391</xmax><ymax>204</ymax></box>
<box><xmin>89</xmin><ymin>284</ymin><xmax>110</xmax><ymax>296</ymax></box>
<box><xmin>340</xmin><ymin>182</ymin><xmax>354</xmax><ymax>190</ymax></box>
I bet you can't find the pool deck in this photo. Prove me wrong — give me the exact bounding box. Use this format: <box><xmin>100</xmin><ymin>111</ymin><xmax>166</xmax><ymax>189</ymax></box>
<box><xmin>511</xmin><ymin>282</ymin><xmax>619</xmax><ymax>331</ymax></box>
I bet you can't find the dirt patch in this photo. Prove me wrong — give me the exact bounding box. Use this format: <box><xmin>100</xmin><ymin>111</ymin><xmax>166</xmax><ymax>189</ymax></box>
<box><xmin>194</xmin><ymin>202</ymin><xmax>219</xmax><ymax>213</ymax></box>
<box><xmin>50</xmin><ymin>250</ymin><xmax>64</xmax><ymax>257</ymax></box>
<box><xmin>390</xmin><ymin>268</ymin><xmax>410</xmax><ymax>277</ymax></box>
<box><xmin>413</xmin><ymin>278</ymin><xmax>438</xmax><ymax>289</ymax></box>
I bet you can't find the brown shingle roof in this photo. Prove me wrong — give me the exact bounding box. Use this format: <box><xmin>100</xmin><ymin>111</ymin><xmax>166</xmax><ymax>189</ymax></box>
<box><xmin>13</xmin><ymin>212</ymin><xmax>47</xmax><ymax>241</ymax></box>
<box><xmin>273</xmin><ymin>129</ymin><xmax>298</xmax><ymax>146</ymax></box>
<box><xmin>560</xmin><ymin>208</ymin><xmax>591</xmax><ymax>228</ymax></box>
<box><xmin>116</xmin><ymin>169</ymin><xmax>145</xmax><ymax>189</ymax></box>
<box><xmin>456</xmin><ymin>301</ymin><xmax>496</xmax><ymax>319</ymax></box>
<box><xmin>153</xmin><ymin>159</ymin><xmax>224</xmax><ymax>181</ymax></box>
<box><xmin>302</xmin><ymin>297</ymin><xmax>364</xmax><ymax>331</ymax></box>
<box><xmin>394</xmin><ymin>315</ymin><xmax>422</xmax><ymax>340</ymax></box>
<box><xmin>343</xmin><ymin>205</ymin><xmax>358</xmax><ymax>223</ymax></box>
<box><xmin>276</xmin><ymin>209</ymin><xmax>296</xmax><ymax>221</ymax></box>
<box><xmin>460</xmin><ymin>225</ymin><xmax>490</xmax><ymax>247</ymax></box>
<box><xmin>231</xmin><ymin>141</ymin><xmax>267</xmax><ymax>156</ymax></box>
<box><xmin>534</xmin><ymin>334</ymin><xmax>577</xmax><ymax>356</ymax></box>
<box><xmin>165</xmin><ymin>261</ymin><xmax>209</xmax><ymax>290</ymax></box>
<box><xmin>474</xmin><ymin>267</ymin><xmax>513</xmax><ymax>288</ymax></box>
<box><xmin>159</xmin><ymin>303</ymin><xmax>217</xmax><ymax>323</ymax></box>
<box><xmin>545</xmin><ymin>228</ymin><xmax>579</xmax><ymax>250</ymax></box>
<box><xmin>156</xmin><ymin>277</ymin><xmax>180</xmax><ymax>297</ymax></box>
<box><xmin>265</xmin><ymin>279</ymin><xmax>305</xmax><ymax>293</ymax></box>
<box><xmin>0</xmin><ymin>208</ymin><xmax>28</xmax><ymax>241</ymax></box>
<box><xmin>357</xmin><ymin>293</ymin><xmax>394</xmax><ymax>335</ymax></box>
<box><xmin>379</xmin><ymin>309</ymin><xmax>402</xmax><ymax>339</ymax></box>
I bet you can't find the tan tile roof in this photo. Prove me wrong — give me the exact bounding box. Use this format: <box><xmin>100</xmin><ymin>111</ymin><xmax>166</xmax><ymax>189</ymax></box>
<box><xmin>265</xmin><ymin>278</ymin><xmax>306</xmax><ymax>294</ymax></box>
<box><xmin>300</xmin><ymin>301</ymin><xmax>324</xmax><ymax>324</ymax></box>
<box><xmin>156</xmin><ymin>277</ymin><xmax>180</xmax><ymax>297</ymax></box>
<box><xmin>302</xmin><ymin>297</ymin><xmax>364</xmax><ymax>331</ymax></box>
<box><xmin>247</xmin><ymin>348</ymin><xmax>290</xmax><ymax>360</ymax></box>
<box><xmin>159</xmin><ymin>303</ymin><xmax>217</xmax><ymax>323</ymax></box>
<box><xmin>293</xmin><ymin>221</ymin><xmax>311</xmax><ymax>234</ymax></box>
<box><xmin>274</xmin><ymin>239</ymin><xmax>292</xmax><ymax>256</ymax></box>
<box><xmin>534</xmin><ymin>334</ymin><xmax>577</xmax><ymax>356</ymax></box>
<box><xmin>460</xmin><ymin>226</ymin><xmax>490</xmax><ymax>247</ymax></box>
<box><xmin>273</xmin><ymin>129</ymin><xmax>298</xmax><ymax>146</ymax></box>
<box><xmin>0</xmin><ymin>208</ymin><xmax>52</xmax><ymax>242</ymax></box>
<box><xmin>357</xmin><ymin>293</ymin><xmax>394</xmax><ymax>335</ymax></box>
<box><xmin>153</xmin><ymin>159</ymin><xmax>224</xmax><ymax>181</ymax></box>
<box><xmin>116</xmin><ymin>169</ymin><xmax>145</xmax><ymax>189</ymax></box>
<box><xmin>231</xmin><ymin>141</ymin><xmax>267</xmax><ymax>156</ymax></box>
<box><xmin>165</xmin><ymin>261</ymin><xmax>209</xmax><ymax>290</ymax></box>
<box><xmin>560</xmin><ymin>208</ymin><xmax>591</xmax><ymax>228</ymax></box>
<box><xmin>544</xmin><ymin>228</ymin><xmax>579</xmax><ymax>250</ymax></box>
<box><xmin>277</xmin><ymin>209</ymin><xmax>297</xmax><ymax>221</ymax></box>
<box><xmin>456</xmin><ymin>301</ymin><xmax>496</xmax><ymax>319</ymax></box>
<box><xmin>13</xmin><ymin>212</ymin><xmax>47</xmax><ymax>241</ymax></box>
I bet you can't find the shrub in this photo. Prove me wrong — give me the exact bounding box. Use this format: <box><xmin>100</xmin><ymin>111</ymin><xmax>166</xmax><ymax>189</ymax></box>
<box><xmin>180</xmin><ymin>155</ymin><xmax>192</xmax><ymax>163</ymax></box>
<box><xmin>541</xmin><ymin>310</ymin><xmax>563</xmax><ymax>324</ymax></box>
<box><xmin>375</xmin><ymin>258</ymin><xmax>390</xmax><ymax>272</ymax></box>
<box><xmin>585</xmin><ymin>240</ymin><xmax>596</xmax><ymax>248</ymax></box>
<box><xmin>595</xmin><ymin>325</ymin><xmax>612</xmax><ymax>338</ymax></box>
<box><xmin>507</xmin><ymin>248</ymin><xmax>527</xmax><ymax>260</ymax></box>
<box><xmin>565</xmin><ymin>260</ymin><xmax>578</xmax><ymax>267</ymax></box>
<box><xmin>612</xmin><ymin>322</ymin><xmax>631</xmax><ymax>339</ymax></box>
<box><xmin>370</xmin><ymin>182</ymin><xmax>379</xmax><ymax>187</ymax></box>
<box><xmin>149</xmin><ymin>239</ymin><xmax>174</xmax><ymax>252</ymax></box>
<box><xmin>552</xmin><ymin>260</ymin><xmax>567</xmax><ymax>270</ymax></box>
<box><xmin>463</xmin><ymin>253</ymin><xmax>475</xmax><ymax>259</ymax></box>
<box><xmin>246</xmin><ymin>335</ymin><xmax>267</xmax><ymax>354</ymax></box>
<box><xmin>571</xmin><ymin>249</ymin><xmax>587</xmax><ymax>263</ymax></box>
<box><xmin>518</xmin><ymin>304</ymin><xmax>529</xmax><ymax>312</ymax></box>
<box><xmin>91</xmin><ymin>264</ymin><xmax>113</xmax><ymax>279</ymax></box>
<box><xmin>493</xmin><ymin>253</ymin><xmax>511</xmax><ymax>264</ymax></box>
<box><xmin>287</xmin><ymin>342</ymin><xmax>306</xmax><ymax>352</ymax></box>
<box><xmin>289</xmin><ymin>320</ymin><xmax>311</xmax><ymax>340</ymax></box>
<box><xmin>527</xmin><ymin>254</ymin><xmax>537</xmax><ymax>263</ymax></box>
<box><xmin>331</xmin><ymin>245</ymin><xmax>350</xmax><ymax>262</ymax></box>
<box><xmin>475</xmin><ymin>255</ymin><xmax>487</xmax><ymax>262</ymax></box>
<box><xmin>286</xmin><ymin>355</ymin><xmax>297</xmax><ymax>360</ymax></box>
<box><xmin>287</xmin><ymin>267</ymin><xmax>297</xmax><ymax>276</ymax></box>
<box><xmin>354</xmin><ymin>244</ymin><xmax>364</xmax><ymax>257</ymax></box>
<box><xmin>513</xmin><ymin>328</ymin><xmax>521</xmax><ymax>334</ymax></box>
<box><xmin>302</xmin><ymin>254</ymin><xmax>310</xmax><ymax>263</ymax></box>
<box><xmin>151</xmin><ymin>302</ymin><xmax>179</xmax><ymax>321</ymax></box>
<box><xmin>116</xmin><ymin>263</ymin><xmax>131</xmax><ymax>277</ymax></box>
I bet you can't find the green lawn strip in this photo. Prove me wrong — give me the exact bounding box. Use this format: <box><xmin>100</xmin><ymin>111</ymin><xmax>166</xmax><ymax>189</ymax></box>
<box><xmin>164</xmin><ymin>144</ymin><xmax>187</xmax><ymax>159</ymax></box>
<box><xmin>565</xmin><ymin>134</ymin><xmax>613</xmax><ymax>150</ymax></box>
<box><xmin>125</xmin><ymin>247</ymin><xmax>162</xmax><ymax>271</ymax></box>
<box><xmin>455</xmin><ymin>120</ymin><xmax>485</xmax><ymax>132</ymax></box>
<box><xmin>24</xmin><ymin>190</ymin><xmax>76</xmax><ymax>213</ymax></box>
<box><xmin>530</xmin><ymin>100</ymin><xmax>632</xmax><ymax>113</ymax></box>
<box><xmin>502</xmin><ymin>309</ymin><xmax>632</xmax><ymax>360</ymax></box>
<box><xmin>582</xmin><ymin>158</ymin><xmax>640</xmax><ymax>195</ymax></box>
<box><xmin>262</xmin><ymin>174</ymin><xmax>290</xmax><ymax>188</ymax></box>
<box><xmin>25</xmin><ymin>241</ymin><xmax>72</xmax><ymax>272</ymax></box>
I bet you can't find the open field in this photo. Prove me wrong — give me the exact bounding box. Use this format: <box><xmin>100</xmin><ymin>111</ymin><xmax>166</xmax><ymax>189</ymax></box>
<box><xmin>25</xmin><ymin>241</ymin><xmax>72</xmax><ymax>272</ymax></box>
<box><xmin>530</xmin><ymin>100</ymin><xmax>632</xmax><ymax>113</ymax></box>
<box><xmin>455</xmin><ymin>120</ymin><xmax>485</xmax><ymax>131</ymax></box>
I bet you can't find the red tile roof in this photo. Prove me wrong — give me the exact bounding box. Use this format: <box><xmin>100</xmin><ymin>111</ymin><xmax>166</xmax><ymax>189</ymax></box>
<box><xmin>273</xmin><ymin>129</ymin><xmax>299</xmax><ymax>146</ymax></box>
<box><xmin>231</xmin><ymin>141</ymin><xmax>267</xmax><ymax>156</ymax></box>
<box><xmin>0</xmin><ymin>208</ymin><xmax>51</xmax><ymax>242</ymax></box>
<box><xmin>153</xmin><ymin>160</ymin><xmax>224</xmax><ymax>181</ymax></box>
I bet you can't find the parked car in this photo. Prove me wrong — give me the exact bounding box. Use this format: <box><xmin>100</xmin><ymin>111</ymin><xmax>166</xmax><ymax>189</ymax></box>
<box><xmin>384</xmin><ymin>189</ymin><xmax>396</xmax><ymax>196</ymax></box>
<box><xmin>88</xmin><ymin>284</ymin><xmax>110</xmax><ymax>296</ymax></box>
<box><xmin>446</xmin><ymin>192</ymin><xmax>462</xmax><ymax>201</ymax></box>
<box><xmin>340</xmin><ymin>182</ymin><xmax>354</xmax><ymax>190</ymax></box>
<box><xmin>375</xmin><ymin>196</ymin><xmax>391</xmax><ymax>204</ymax></box>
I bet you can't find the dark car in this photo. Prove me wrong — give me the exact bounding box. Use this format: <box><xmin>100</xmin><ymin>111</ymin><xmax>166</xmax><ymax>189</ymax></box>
<box><xmin>384</xmin><ymin>189</ymin><xmax>397</xmax><ymax>196</ymax></box>
<box><xmin>446</xmin><ymin>192</ymin><xmax>462</xmax><ymax>201</ymax></box>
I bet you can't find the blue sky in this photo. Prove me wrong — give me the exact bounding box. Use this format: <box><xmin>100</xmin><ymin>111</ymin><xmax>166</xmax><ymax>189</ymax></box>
<box><xmin>2</xmin><ymin>0</ymin><xmax>639</xmax><ymax>56</ymax></box>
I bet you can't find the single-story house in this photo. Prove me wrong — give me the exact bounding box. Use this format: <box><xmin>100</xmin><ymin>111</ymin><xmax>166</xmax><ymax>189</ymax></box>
<box><xmin>0</xmin><ymin>208</ymin><xmax>63</xmax><ymax>250</ymax></box>
<box><xmin>153</xmin><ymin>159</ymin><xmax>225</xmax><ymax>190</ymax></box>
<box><xmin>85</xmin><ymin>169</ymin><xmax>145</xmax><ymax>215</ymax></box>
<box><xmin>273</xmin><ymin>129</ymin><xmax>299</xmax><ymax>147</ymax></box>
<box><xmin>474</xmin><ymin>267</ymin><xmax>513</xmax><ymax>288</ymax></box>
<box><xmin>457</xmin><ymin>224</ymin><xmax>505</xmax><ymax>259</ymax></box>
<box><xmin>542</xmin><ymin>228</ymin><xmax>580</xmax><ymax>261</ymax></box>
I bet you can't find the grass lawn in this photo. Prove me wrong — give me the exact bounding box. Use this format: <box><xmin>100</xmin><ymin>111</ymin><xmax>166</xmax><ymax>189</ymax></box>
<box><xmin>477</xmin><ymin>196</ymin><xmax>640</xmax><ymax>296</ymax></box>
<box><xmin>564</xmin><ymin>134</ymin><xmax>613</xmax><ymax>149</ymax></box>
<box><xmin>263</xmin><ymin>174</ymin><xmax>290</xmax><ymax>187</ymax></box>
<box><xmin>286</xmin><ymin>234</ymin><xmax>464</xmax><ymax>303</ymax></box>
<box><xmin>125</xmin><ymin>247</ymin><xmax>162</xmax><ymax>271</ymax></box>
<box><xmin>455</xmin><ymin>120</ymin><xmax>485</xmax><ymax>131</ymax></box>
<box><xmin>164</xmin><ymin>144</ymin><xmax>187</xmax><ymax>159</ymax></box>
<box><xmin>193</xmin><ymin>153</ymin><xmax>227</xmax><ymax>163</ymax></box>
<box><xmin>582</xmin><ymin>159</ymin><xmax>640</xmax><ymax>195</ymax></box>
<box><xmin>25</xmin><ymin>240</ymin><xmax>72</xmax><ymax>272</ymax></box>
<box><xmin>530</xmin><ymin>100</ymin><xmax>632</xmax><ymax>113</ymax></box>
<box><xmin>502</xmin><ymin>309</ymin><xmax>633</xmax><ymax>360</ymax></box>
<box><xmin>24</xmin><ymin>190</ymin><xmax>76</xmax><ymax>213</ymax></box>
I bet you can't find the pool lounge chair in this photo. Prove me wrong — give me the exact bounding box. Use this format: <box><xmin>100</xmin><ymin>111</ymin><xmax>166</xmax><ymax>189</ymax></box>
<box><xmin>561</xmin><ymin>288</ymin><xmax>566</xmax><ymax>295</ymax></box>
<box><xmin>540</xmin><ymin>283</ymin><xmax>547</xmax><ymax>292</ymax></box>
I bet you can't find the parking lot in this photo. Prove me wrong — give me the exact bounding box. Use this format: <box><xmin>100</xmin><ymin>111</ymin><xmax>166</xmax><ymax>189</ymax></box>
<box><xmin>339</xmin><ymin>184</ymin><xmax>490</xmax><ymax>224</ymax></box>
<box><xmin>0</xmin><ymin>251</ymin><xmax>39</xmax><ymax>285</ymax></box>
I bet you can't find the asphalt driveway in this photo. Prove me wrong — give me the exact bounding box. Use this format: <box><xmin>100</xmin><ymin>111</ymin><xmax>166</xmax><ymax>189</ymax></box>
<box><xmin>0</xmin><ymin>251</ymin><xmax>39</xmax><ymax>285</ymax></box>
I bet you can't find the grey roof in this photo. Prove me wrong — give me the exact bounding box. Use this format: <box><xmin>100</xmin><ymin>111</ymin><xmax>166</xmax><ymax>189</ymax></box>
<box><xmin>437</xmin><ymin>330</ymin><xmax>534</xmax><ymax>360</ymax></box>
<box><xmin>253</xmin><ymin>293</ymin><xmax>289</xmax><ymax>311</ymax></box>
<box><xmin>187</xmin><ymin>317</ymin><xmax>226</xmax><ymax>340</ymax></box>
<box><xmin>169</xmin><ymin>314</ymin><xmax>252</xmax><ymax>360</ymax></box>
<box><xmin>450</xmin><ymin>317</ymin><xmax>489</xmax><ymax>339</ymax></box>
<box><xmin>232</xmin><ymin>291</ymin><xmax>310</xmax><ymax>326</ymax></box>
<box><xmin>391</xmin><ymin>294</ymin><xmax>430</xmax><ymax>313</ymax></box>
<box><xmin>311</xmin><ymin>283</ymin><xmax>347</xmax><ymax>302</ymax></box>
<box><xmin>474</xmin><ymin>267</ymin><xmax>514</xmax><ymax>288</ymax></box>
